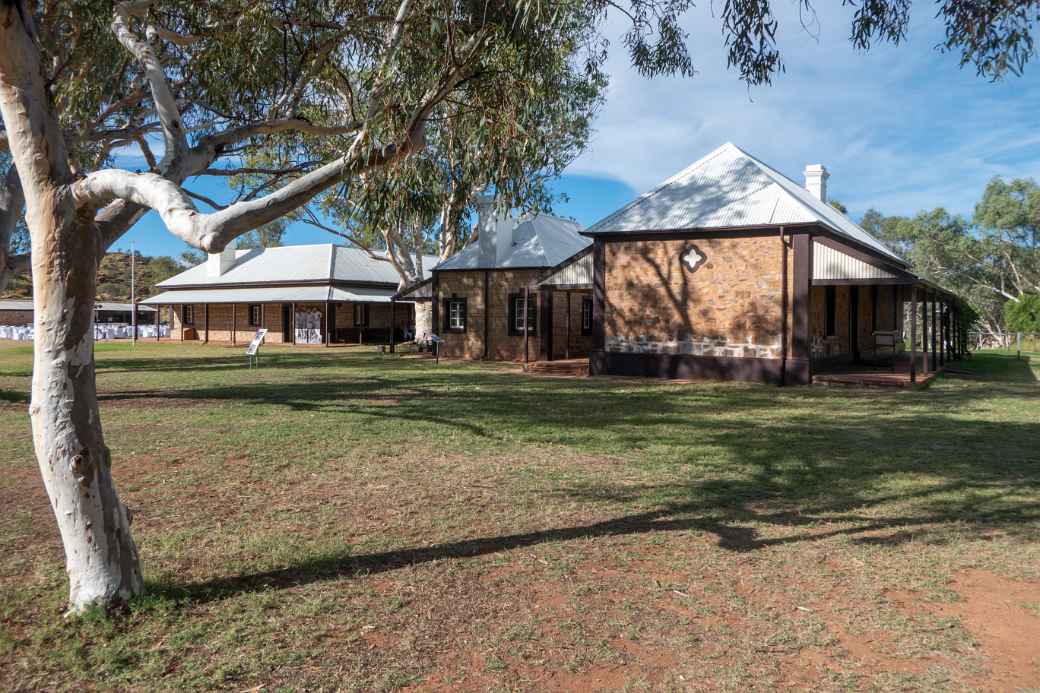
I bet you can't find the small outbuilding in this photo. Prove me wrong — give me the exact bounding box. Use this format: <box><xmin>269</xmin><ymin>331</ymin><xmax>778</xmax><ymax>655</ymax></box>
<box><xmin>417</xmin><ymin>206</ymin><xmax>592</xmax><ymax>361</ymax></box>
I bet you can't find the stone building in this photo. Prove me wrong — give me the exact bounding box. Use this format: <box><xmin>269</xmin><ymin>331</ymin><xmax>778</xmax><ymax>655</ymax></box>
<box><xmin>401</xmin><ymin>205</ymin><xmax>593</xmax><ymax>361</ymax></box>
<box><xmin>143</xmin><ymin>244</ymin><xmax>434</xmax><ymax>346</ymax></box>
<box><xmin>409</xmin><ymin>143</ymin><xmax>967</xmax><ymax>385</ymax></box>
<box><xmin>579</xmin><ymin>142</ymin><xmax>966</xmax><ymax>384</ymax></box>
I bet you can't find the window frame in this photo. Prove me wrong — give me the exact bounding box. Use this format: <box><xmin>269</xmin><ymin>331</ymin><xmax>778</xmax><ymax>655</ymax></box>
<box><xmin>507</xmin><ymin>292</ymin><xmax>537</xmax><ymax>336</ymax></box>
<box><xmin>444</xmin><ymin>297</ymin><xmax>467</xmax><ymax>333</ymax></box>
<box><xmin>353</xmin><ymin>303</ymin><xmax>370</xmax><ymax>327</ymax></box>
<box><xmin>247</xmin><ymin>303</ymin><xmax>261</xmax><ymax>327</ymax></box>
<box><xmin>182</xmin><ymin>304</ymin><xmax>195</xmax><ymax>326</ymax></box>
<box><xmin>580</xmin><ymin>297</ymin><xmax>593</xmax><ymax>336</ymax></box>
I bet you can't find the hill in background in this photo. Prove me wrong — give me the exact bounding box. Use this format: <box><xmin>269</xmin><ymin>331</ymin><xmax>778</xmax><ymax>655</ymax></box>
<box><xmin>1</xmin><ymin>253</ymin><xmax>183</xmax><ymax>302</ymax></box>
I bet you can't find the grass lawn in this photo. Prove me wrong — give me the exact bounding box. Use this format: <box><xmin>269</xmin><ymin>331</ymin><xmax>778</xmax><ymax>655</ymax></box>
<box><xmin>0</xmin><ymin>342</ymin><xmax>1038</xmax><ymax>691</ymax></box>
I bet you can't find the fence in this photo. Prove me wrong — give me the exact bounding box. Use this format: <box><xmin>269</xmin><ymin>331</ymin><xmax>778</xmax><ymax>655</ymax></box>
<box><xmin>969</xmin><ymin>331</ymin><xmax>1040</xmax><ymax>354</ymax></box>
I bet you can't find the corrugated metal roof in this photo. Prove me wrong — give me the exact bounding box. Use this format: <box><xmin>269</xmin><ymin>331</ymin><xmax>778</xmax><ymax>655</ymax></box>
<box><xmin>142</xmin><ymin>284</ymin><xmax>401</xmax><ymax>305</ymax></box>
<box><xmin>539</xmin><ymin>251</ymin><xmax>592</xmax><ymax>288</ymax></box>
<box><xmin>395</xmin><ymin>278</ymin><xmax>432</xmax><ymax>300</ymax></box>
<box><xmin>1</xmin><ymin>299</ymin><xmax>155</xmax><ymax>312</ymax></box>
<box><xmin>329</xmin><ymin>286</ymin><xmax>399</xmax><ymax>303</ymax></box>
<box><xmin>157</xmin><ymin>243</ymin><xmax>437</xmax><ymax>288</ymax></box>
<box><xmin>435</xmin><ymin>213</ymin><xmax>590</xmax><ymax>271</ymax></box>
<box><xmin>813</xmin><ymin>242</ymin><xmax>900</xmax><ymax>281</ymax></box>
<box><xmin>585</xmin><ymin>142</ymin><xmax>904</xmax><ymax>264</ymax></box>
<box><xmin>143</xmin><ymin>286</ymin><xmax>334</xmax><ymax>304</ymax></box>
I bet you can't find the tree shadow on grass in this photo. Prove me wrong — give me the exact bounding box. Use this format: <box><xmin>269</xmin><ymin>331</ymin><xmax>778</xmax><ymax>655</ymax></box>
<box><xmin>138</xmin><ymin>355</ymin><xmax>1040</xmax><ymax>606</ymax></box>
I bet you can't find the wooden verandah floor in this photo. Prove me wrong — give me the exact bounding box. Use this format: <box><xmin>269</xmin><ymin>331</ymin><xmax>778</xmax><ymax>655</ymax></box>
<box><xmin>812</xmin><ymin>356</ymin><xmax>946</xmax><ymax>388</ymax></box>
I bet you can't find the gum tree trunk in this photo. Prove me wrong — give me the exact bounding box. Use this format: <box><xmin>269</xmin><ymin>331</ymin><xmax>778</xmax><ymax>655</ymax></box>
<box><xmin>29</xmin><ymin>213</ymin><xmax>143</xmax><ymax>613</ymax></box>
<box><xmin>1</xmin><ymin>0</ymin><xmax>142</xmax><ymax>614</ymax></box>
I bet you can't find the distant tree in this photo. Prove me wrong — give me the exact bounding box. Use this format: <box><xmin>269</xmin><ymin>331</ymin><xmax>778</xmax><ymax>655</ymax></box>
<box><xmin>829</xmin><ymin>200</ymin><xmax>848</xmax><ymax>214</ymax></box>
<box><xmin>1005</xmin><ymin>294</ymin><xmax>1040</xmax><ymax>333</ymax></box>
<box><xmin>237</xmin><ymin>220</ymin><xmax>288</xmax><ymax>250</ymax></box>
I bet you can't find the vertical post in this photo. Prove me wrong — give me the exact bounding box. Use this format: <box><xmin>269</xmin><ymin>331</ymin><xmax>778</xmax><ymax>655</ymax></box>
<box><xmin>523</xmin><ymin>285</ymin><xmax>530</xmax><ymax>365</ymax></box>
<box><xmin>941</xmin><ymin>299</ymin><xmax>947</xmax><ymax>366</ymax></box>
<box><xmin>431</xmin><ymin>273</ymin><xmax>440</xmax><ymax>339</ymax></box>
<box><xmin>156</xmin><ymin>306</ymin><xmax>161</xmax><ymax>342</ymax></box>
<box><xmin>130</xmin><ymin>241</ymin><xmax>137</xmax><ymax>345</ymax></box>
<box><xmin>791</xmin><ymin>234</ymin><xmax>812</xmax><ymax>384</ymax></box>
<box><xmin>390</xmin><ymin>300</ymin><xmax>396</xmax><ymax>353</ymax></box>
<box><xmin>909</xmin><ymin>288</ymin><xmax>918</xmax><ymax>383</ymax></box>
<box><xmin>482</xmin><ymin>270</ymin><xmax>490</xmax><ymax>360</ymax></box>
<box><xmin>541</xmin><ymin>288</ymin><xmax>552</xmax><ymax>361</ymax></box>
<box><xmin>232</xmin><ymin>304</ymin><xmax>237</xmax><ymax>345</ymax></box>
<box><xmin>179</xmin><ymin>305</ymin><xmax>184</xmax><ymax>341</ymax></box>
<box><xmin>592</xmin><ymin>239</ymin><xmax>606</xmax><ymax>353</ymax></box>
<box><xmin>1018</xmin><ymin>331</ymin><xmax>1023</xmax><ymax>360</ymax></box>
<box><xmin>565</xmin><ymin>291</ymin><xmax>572</xmax><ymax>361</ymax></box>
<box><xmin>204</xmin><ymin>303</ymin><xmax>209</xmax><ymax>343</ymax></box>
<box><xmin>325</xmin><ymin>301</ymin><xmax>331</xmax><ymax>347</ymax></box>
<box><xmin>921</xmin><ymin>290</ymin><xmax>929</xmax><ymax>373</ymax></box>
<box><xmin>290</xmin><ymin>302</ymin><xmax>296</xmax><ymax>344</ymax></box>
<box><xmin>260</xmin><ymin>303</ymin><xmax>265</xmax><ymax>338</ymax></box>
<box><xmin>780</xmin><ymin>229</ymin><xmax>789</xmax><ymax>386</ymax></box>
<box><xmin>935</xmin><ymin>289</ymin><xmax>944</xmax><ymax>370</ymax></box>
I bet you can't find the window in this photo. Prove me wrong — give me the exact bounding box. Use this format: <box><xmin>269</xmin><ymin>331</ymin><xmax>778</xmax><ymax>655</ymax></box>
<box><xmin>353</xmin><ymin>303</ymin><xmax>369</xmax><ymax>327</ymax></box>
<box><xmin>182</xmin><ymin>304</ymin><xmax>195</xmax><ymax>326</ymax></box>
<box><xmin>248</xmin><ymin>304</ymin><xmax>261</xmax><ymax>327</ymax></box>
<box><xmin>444</xmin><ymin>298</ymin><xmax>467</xmax><ymax>332</ymax></box>
<box><xmin>581</xmin><ymin>297</ymin><xmax>593</xmax><ymax>336</ymax></box>
<box><xmin>825</xmin><ymin>286</ymin><xmax>837</xmax><ymax>337</ymax></box>
<box><xmin>508</xmin><ymin>293</ymin><xmax>537</xmax><ymax>335</ymax></box>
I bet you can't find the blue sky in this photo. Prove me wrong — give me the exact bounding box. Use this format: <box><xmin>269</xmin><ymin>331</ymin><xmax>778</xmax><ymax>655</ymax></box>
<box><xmin>115</xmin><ymin>3</ymin><xmax>1040</xmax><ymax>258</ymax></box>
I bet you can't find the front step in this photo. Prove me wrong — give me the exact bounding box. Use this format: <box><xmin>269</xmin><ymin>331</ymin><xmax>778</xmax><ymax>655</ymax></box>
<box><xmin>523</xmin><ymin>359</ymin><xmax>589</xmax><ymax>377</ymax></box>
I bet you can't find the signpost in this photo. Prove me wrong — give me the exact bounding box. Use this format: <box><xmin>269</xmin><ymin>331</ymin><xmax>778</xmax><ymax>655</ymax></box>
<box><xmin>246</xmin><ymin>328</ymin><xmax>268</xmax><ymax>368</ymax></box>
<box><xmin>430</xmin><ymin>334</ymin><xmax>442</xmax><ymax>365</ymax></box>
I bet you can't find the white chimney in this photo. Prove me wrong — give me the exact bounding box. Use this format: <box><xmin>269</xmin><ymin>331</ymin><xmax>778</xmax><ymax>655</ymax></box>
<box><xmin>206</xmin><ymin>240</ymin><xmax>237</xmax><ymax>278</ymax></box>
<box><xmin>475</xmin><ymin>193</ymin><xmax>497</xmax><ymax>263</ymax></box>
<box><xmin>804</xmin><ymin>164</ymin><xmax>829</xmax><ymax>203</ymax></box>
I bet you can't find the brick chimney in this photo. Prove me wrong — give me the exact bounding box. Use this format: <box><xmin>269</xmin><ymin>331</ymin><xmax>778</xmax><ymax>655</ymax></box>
<box><xmin>804</xmin><ymin>164</ymin><xmax>829</xmax><ymax>203</ymax></box>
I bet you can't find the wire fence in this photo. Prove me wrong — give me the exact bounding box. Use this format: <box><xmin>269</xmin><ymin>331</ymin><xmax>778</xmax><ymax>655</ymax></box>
<box><xmin>969</xmin><ymin>331</ymin><xmax>1040</xmax><ymax>354</ymax></box>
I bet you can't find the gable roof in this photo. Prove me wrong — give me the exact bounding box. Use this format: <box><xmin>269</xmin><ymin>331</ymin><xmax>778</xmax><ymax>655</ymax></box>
<box><xmin>435</xmin><ymin>213</ymin><xmax>590</xmax><ymax>271</ymax></box>
<box><xmin>584</xmin><ymin>142</ymin><xmax>904</xmax><ymax>265</ymax></box>
<box><xmin>156</xmin><ymin>244</ymin><xmax>438</xmax><ymax>288</ymax></box>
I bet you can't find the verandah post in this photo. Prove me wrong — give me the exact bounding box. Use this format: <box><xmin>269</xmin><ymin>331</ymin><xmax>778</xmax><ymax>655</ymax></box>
<box><xmin>909</xmin><ymin>287</ymin><xmax>918</xmax><ymax>383</ymax></box>
<box><xmin>921</xmin><ymin>290</ymin><xmax>929</xmax><ymax>374</ymax></box>
<box><xmin>390</xmin><ymin>300</ymin><xmax>396</xmax><ymax>353</ymax></box>
<box><xmin>523</xmin><ymin>285</ymin><xmax>530</xmax><ymax>365</ymax></box>
<box><xmin>232</xmin><ymin>303</ymin><xmax>237</xmax><ymax>345</ymax></box>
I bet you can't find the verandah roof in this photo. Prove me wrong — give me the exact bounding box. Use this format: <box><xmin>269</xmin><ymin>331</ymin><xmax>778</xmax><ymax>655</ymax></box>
<box><xmin>142</xmin><ymin>284</ymin><xmax>403</xmax><ymax>305</ymax></box>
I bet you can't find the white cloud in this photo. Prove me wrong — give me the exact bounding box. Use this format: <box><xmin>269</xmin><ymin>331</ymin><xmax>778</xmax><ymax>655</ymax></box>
<box><xmin>568</xmin><ymin>2</ymin><xmax>1040</xmax><ymax>220</ymax></box>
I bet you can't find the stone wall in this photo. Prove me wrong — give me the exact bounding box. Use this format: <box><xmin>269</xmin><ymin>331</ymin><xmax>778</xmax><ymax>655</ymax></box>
<box><xmin>436</xmin><ymin>269</ymin><xmax>545</xmax><ymax>361</ymax></box>
<box><xmin>0</xmin><ymin>309</ymin><xmax>33</xmax><ymax>326</ymax></box>
<box><xmin>603</xmin><ymin>236</ymin><xmax>791</xmax><ymax>359</ymax></box>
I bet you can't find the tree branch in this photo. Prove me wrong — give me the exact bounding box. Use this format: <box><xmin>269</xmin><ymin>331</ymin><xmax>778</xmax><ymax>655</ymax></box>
<box><xmin>73</xmin><ymin>133</ymin><xmax>419</xmax><ymax>252</ymax></box>
<box><xmin>112</xmin><ymin>1</ymin><xmax>187</xmax><ymax>172</ymax></box>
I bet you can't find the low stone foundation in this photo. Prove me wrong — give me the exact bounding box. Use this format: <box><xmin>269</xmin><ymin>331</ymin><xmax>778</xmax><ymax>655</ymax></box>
<box><xmin>605</xmin><ymin>336</ymin><xmax>780</xmax><ymax>360</ymax></box>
